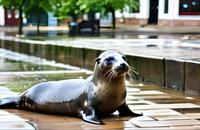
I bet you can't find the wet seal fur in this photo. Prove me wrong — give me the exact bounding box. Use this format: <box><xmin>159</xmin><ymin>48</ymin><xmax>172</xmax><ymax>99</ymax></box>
<box><xmin>0</xmin><ymin>50</ymin><xmax>142</xmax><ymax>125</ymax></box>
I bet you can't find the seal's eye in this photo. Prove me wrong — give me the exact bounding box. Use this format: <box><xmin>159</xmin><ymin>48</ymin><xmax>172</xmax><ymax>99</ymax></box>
<box><xmin>105</xmin><ymin>57</ymin><xmax>115</xmax><ymax>65</ymax></box>
<box><xmin>95</xmin><ymin>58</ymin><xmax>100</xmax><ymax>64</ymax></box>
<box><xmin>106</xmin><ymin>57</ymin><xmax>115</xmax><ymax>61</ymax></box>
<box><xmin>122</xmin><ymin>56</ymin><xmax>127</xmax><ymax>61</ymax></box>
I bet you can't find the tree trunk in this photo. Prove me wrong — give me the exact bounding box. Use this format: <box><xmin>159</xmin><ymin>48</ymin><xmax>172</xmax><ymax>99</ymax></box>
<box><xmin>111</xmin><ymin>8</ymin><xmax>116</xmax><ymax>29</ymax></box>
<box><xmin>36</xmin><ymin>8</ymin><xmax>41</xmax><ymax>36</ymax></box>
<box><xmin>72</xmin><ymin>15</ymin><xmax>78</xmax><ymax>22</ymax></box>
<box><xmin>88</xmin><ymin>12</ymin><xmax>95</xmax><ymax>21</ymax></box>
<box><xmin>18</xmin><ymin>6</ymin><xmax>23</xmax><ymax>35</ymax></box>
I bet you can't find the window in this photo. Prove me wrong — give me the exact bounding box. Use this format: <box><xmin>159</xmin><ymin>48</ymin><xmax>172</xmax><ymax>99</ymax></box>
<box><xmin>164</xmin><ymin>0</ymin><xmax>169</xmax><ymax>13</ymax></box>
<box><xmin>179</xmin><ymin>0</ymin><xmax>200</xmax><ymax>15</ymax></box>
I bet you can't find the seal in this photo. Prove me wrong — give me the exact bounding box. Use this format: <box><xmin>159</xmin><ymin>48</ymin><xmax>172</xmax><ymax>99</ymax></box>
<box><xmin>0</xmin><ymin>50</ymin><xmax>142</xmax><ymax>125</ymax></box>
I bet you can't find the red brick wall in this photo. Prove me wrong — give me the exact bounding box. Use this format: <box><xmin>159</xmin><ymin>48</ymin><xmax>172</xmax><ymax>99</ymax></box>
<box><xmin>158</xmin><ymin>19</ymin><xmax>200</xmax><ymax>27</ymax></box>
<box><xmin>116</xmin><ymin>18</ymin><xmax>148</xmax><ymax>25</ymax></box>
<box><xmin>117</xmin><ymin>18</ymin><xmax>200</xmax><ymax>27</ymax></box>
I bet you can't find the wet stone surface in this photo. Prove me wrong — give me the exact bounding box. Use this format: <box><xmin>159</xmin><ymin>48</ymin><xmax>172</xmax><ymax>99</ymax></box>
<box><xmin>0</xmin><ymin>36</ymin><xmax>200</xmax><ymax>129</ymax></box>
<box><xmin>1</xmin><ymin>37</ymin><xmax>200</xmax><ymax>92</ymax></box>
<box><xmin>1</xmin><ymin>61</ymin><xmax>200</xmax><ymax>129</ymax></box>
<box><xmin>1</xmin><ymin>74</ymin><xmax>200</xmax><ymax>129</ymax></box>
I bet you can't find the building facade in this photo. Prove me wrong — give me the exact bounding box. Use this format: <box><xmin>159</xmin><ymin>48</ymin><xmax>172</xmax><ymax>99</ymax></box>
<box><xmin>0</xmin><ymin>6</ymin><xmax>57</xmax><ymax>26</ymax></box>
<box><xmin>0</xmin><ymin>7</ymin><xmax>20</xmax><ymax>26</ymax></box>
<box><xmin>1</xmin><ymin>1</ymin><xmax>199</xmax><ymax>27</ymax></box>
<box><xmin>117</xmin><ymin>0</ymin><xmax>200</xmax><ymax>27</ymax></box>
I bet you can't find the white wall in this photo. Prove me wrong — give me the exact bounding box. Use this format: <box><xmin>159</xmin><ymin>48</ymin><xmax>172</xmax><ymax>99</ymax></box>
<box><xmin>158</xmin><ymin>0</ymin><xmax>175</xmax><ymax>19</ymax></box>
<box><xmin>159</xmin><ymin>0</ymin><xmax>200</xmax><ymax>20</ymax></box>
<box><xmin>116</xmin><ymin>0</ymin><xmax>149</xmax><ymax>19</ymax></box>
<box><xmin>0</xmin><ymin>6</ymin><xmax>5</xmax><ymax>26</ymax></box>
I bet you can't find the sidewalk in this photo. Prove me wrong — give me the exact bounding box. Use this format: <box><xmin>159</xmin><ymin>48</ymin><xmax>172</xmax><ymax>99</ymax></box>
<box><xmin>116</xmin><ymin>24</ymin><xmax>200</xmax><ymax>34</ymax></box>
<box><xmin>1</xmin><ymin>24</ymin><xmax>200</xmax><ymax>35</ymax></box>
<box><xmin>0</xmin><ymin>25</ymin><xmax>200</xmax><ymax>129</ymax></box>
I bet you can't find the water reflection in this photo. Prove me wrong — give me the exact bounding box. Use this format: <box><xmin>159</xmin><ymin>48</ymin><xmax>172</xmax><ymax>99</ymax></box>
<box><xmin>24</xmin><ymin>30</ymin><xmax>183</xmax><ymax>40</ymax></box>
<box><xmin>0</xmin><ymin>48</ymin><xmax>80</xmax><ymax>72</ymax></box>
<box><xmin>0</xmin><ymin>39</ymin><xmax>101</xmax><ymax>70</ymax></box>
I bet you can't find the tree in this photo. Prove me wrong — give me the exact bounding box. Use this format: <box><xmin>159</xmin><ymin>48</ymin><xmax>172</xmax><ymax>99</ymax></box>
<box><xmin>0</xmin><ymin>0</ymin><xmax>54</xmax><ymax>35</ymax></box>
<box><xmin>53</xmin><ymin>0</ymin><xmax>84</xmax><ymax>22</ymax></box>
<box><xmin>0</xmin><ymin>0</ymin><xmax>25</xmax><ymax>34</ymax></box>
<box><xmin>78</xmin><ymin>0</ymin><xmax>139</xmax><ymax>29</ymax></box>
<box><xmin>24</xmin><ymin>0</ymin><xmax>54</xmax><ymax>35</ymax></box>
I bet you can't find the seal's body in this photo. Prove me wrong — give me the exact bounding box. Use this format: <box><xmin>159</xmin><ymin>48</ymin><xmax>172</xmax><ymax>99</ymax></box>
<box><xmin>0</xmin><ymin>50</ymin><xmax>141</xmax><ymax>124</ymax></box>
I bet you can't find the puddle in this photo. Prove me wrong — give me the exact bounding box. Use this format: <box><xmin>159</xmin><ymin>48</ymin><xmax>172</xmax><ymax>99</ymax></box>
<box><xmin>0</xmin><ymin>48</ymin><xmax>80</xmax><ymax>71</ymax></box>
<box><xmin>0</xmin><ymin>46</ymin><xmax>90</xmax><ymax>92</ymax></box>
<box><xmin>23</xmin><ymin>30</ymin><xmax>183</xmax><ymax>39</ymax></box>
<box><xmin>0</xmin><ymin>59</ymin><xmax>65</xmax><ymax>72</ymax></box>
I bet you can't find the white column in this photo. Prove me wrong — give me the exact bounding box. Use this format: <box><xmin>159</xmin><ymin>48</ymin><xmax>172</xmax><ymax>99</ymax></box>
<box><xmin>158</xmin><ymin>0</ymin><xmax>177</xmax><ymax>20</ymax></box>
<box><xmin>0</xmin><ymin>6</ymin><xmax>5</xmax><ymax>26</ymax></box>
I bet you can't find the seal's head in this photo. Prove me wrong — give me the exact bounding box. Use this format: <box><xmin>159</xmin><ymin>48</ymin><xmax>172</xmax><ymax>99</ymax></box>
<box><xmin>95</xmin><ymin>50</ymin><xmax>129</xmax><ymax>79</ymax></box>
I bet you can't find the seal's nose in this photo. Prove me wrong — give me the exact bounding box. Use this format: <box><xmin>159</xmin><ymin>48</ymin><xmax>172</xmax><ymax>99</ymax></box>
<box><xmin>119</xmin><ymin>63</ymin><xmax>129</xmax><ymax>72</ymax></box>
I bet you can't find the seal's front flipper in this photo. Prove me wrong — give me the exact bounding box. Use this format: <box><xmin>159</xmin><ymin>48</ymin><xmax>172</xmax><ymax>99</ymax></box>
<box><xmin>0</xmin><ymin>97</ymin><xmax>19</xmax><ymax>108</ymax></box>
<box><xmin>80</xmin><ymin>108</ymin><xmax>104</xmax><ymax>125</ymax></box>
<box><xmin>118</xmin><ymin>102</ymin><xmax>142</xmax><ymax>116</ymax></box>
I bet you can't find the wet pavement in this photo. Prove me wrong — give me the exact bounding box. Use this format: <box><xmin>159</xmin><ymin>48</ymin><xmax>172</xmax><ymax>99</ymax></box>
<box><xmin>1</xmin><ymin>25</ymin><xmax>200</xmax><ymax>62</ymax></box>
<box><xmin>1</xmin><ymin>25</ymin><xmax>200</xmax><ymax>39</ymax></box>
<box><xmin>1</xmin><ymin>35</ymin><xmax>200</xmax><ymax>60</ymax></box>
<box><xmin>0</xmin><ymin>41</ymin><xmax>200</xmax><ymax>129</ymax></box>
<box><xmin>0</xmin><ymin>25</ymin><xmax>200</xmax><ymax>129</ymax></box>
<box><xmin>1</xmin><ymin>33</ymin><xmax>200</xmax><ymax>91</ymax></box>
<box><xmin>1</xmin><ymin>71</ymin><xmax>200</xmax><ymax>129</ymax></box>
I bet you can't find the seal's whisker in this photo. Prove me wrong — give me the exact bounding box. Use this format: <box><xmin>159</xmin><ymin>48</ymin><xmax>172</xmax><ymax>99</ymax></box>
<box><xmin>130</xmin><ymin>66</ymin><xmax>136</xmax><ymax>70</ymax></box>
<box><xmin>105</xmin><ymin>70</ymin><xmax>111</xmax><ymax>81</ymax></box>
<box><xmin>104</xmin><ymin>69</ymin><xmax>113</xmax><ymax>77</ymax></box>
<box><xmin>129</xmin><ymin>68</ymin><xmax>139</xmax><ymax>75</ymax></box>
<box><xmin>108</xmin><ymin>71</ymin><xmax>113</xmax><ymax>82</ymax></box>
<box><xmin>106</xmin><ymin>70</ymin><xmax>114</xmax><ymax>82</ymax></box>
<box><xmin>130</xmin><ymin>69</ymin><xmax>139</xmax><ymax>75</ymax></box>
<box><xmin>109</xmin><ymin>72</ymin><xmax>115</xmax><ymax>82</ymax></box>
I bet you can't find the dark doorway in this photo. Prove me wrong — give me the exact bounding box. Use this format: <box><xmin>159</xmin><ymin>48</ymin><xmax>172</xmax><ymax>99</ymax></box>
<box><xmin>27</xmin><ymin>9</ymin><xmax>48</xmax><ymax>26</ymax></box>
<box><xmin>148</xmin><ymin>0</ymin><xmax>159</xmax><ymax>24</ymax></box>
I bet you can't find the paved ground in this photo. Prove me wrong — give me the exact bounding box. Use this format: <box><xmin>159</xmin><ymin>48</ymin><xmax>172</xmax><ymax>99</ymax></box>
<box><xmin>1</xmin><ymin>35</ymin><xmax>200</xmax><ymax>61</ymax></box>
<box><xmin>1</xmin><ymin>71</ymin><xmax>200</xmax><ymax>129</ymax></box>
<box><xmin>1</xmin><ymin>24</ymin><xmax>200</xmax><ymax>35</ymax></box>
<box><xmin>0</xmin><ymin>24</ymin><xmax>200</xmax><ymax>129</ymax></box>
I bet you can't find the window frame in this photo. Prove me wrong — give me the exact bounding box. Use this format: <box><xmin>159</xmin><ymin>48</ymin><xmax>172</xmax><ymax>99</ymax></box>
<box><xmin>179</xmin><ymin>0</ymin><xmax>200</xmax><ymax>15</ymax></box>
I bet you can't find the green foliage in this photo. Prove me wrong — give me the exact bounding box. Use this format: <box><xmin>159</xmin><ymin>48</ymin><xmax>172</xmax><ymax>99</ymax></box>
<box><xmin>0</xmin><ymin>0</ymin><xmax>139</xmax><ymax>20</ymax></box>
<box><xmin>0</xmin><ymin>0</ymin><xmax>139</xmax><ymax>28</ymax></box>
<box><xmin>23</xmin><ymin>0</ymin><xmax>54</xmax><ymax>18</ymax></box>
<box><xmin>0</xmin><ymin>0</ymin><xmax>24</xmax><ymax>9</ymax></box>
<box><xmin>0</xmin><ymin>0</ymin><xmax>54</xmax><ymax>17</ymax></box>
<box><xmin>77</xmin><ymin>0</ymin><xmax>139</xmax><ymax>15</ymax></box>
<box><xmin>0</xmin><ymin>0</ymin><xmax>55</xmax><ymax>34</ymax></box>
<box><xmin>53</xmin><ymin>0</ymin><xmax>83</xmax><ymax>20</ymax></box>
<box><xmin>76</xmin><ymin>0</ymin><xmax>138</xmax><ymax>29</ymax></box>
